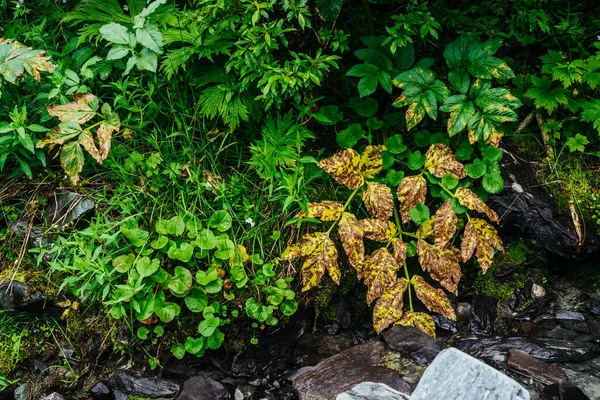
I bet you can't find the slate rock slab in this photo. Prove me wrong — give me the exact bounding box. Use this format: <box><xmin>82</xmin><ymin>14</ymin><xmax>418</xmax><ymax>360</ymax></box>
<box><xmin>45</xmin><ymin>191</ymin><xmax>95</xmax><ymax>229</ymax></box>
<box><xmin>541</xmin><ymin>381</ymin><xmax>591</xmax><ymax>400</ymax></box>
<box><xmin>293</xmin><ymin>340</ymin><xmax>412</xmax><ymax>400</ymax></box>
<box><xmin>382</xmin><ymin>325</ymin><xmax>441</xmax><ymax>364</ymax></box>
<box><xmin>507</xmin><ymin>348</ymin><xmax>567</xmax><ymax>385</ymax></box>
<box><xmin>0</xmin><ymin>280</ymin><xmax>59</xmax><ymax>316</ymax></box>
<box><xmin>175</xmin><ymin>376</ymin><xmax>230</xmax><ymax>400</ymax></box>
<box><xmin>410</xmin><ymin>348</ymin><xmax>530</xmax><ymax>400</ymax></box>
<box><xmin>336</xmin><ymin>382</ymin><xmax>410</xmax><ymax>400</ymax></box>
<box><xmin>111</xmin><ymin>371</ymin><xmax>180</xmax><ymax>398</ymax></box>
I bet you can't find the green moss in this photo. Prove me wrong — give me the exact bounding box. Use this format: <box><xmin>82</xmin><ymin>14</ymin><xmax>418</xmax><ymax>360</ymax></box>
<box><xmin>473</xmin><ymin>271</ymin><xmax>517</xmax><ymax>302</ymax></box>
<box><xmin>542</xmin><ymin>158</ymin><xmax>595</xmax><ymax>218</ymax></box>
<box><xmin>0</xmin><ymin>312</ymin><xmax>33</xmax><ymax>376</ymax></box>
<box><xmin>504</xmin><ymin>241</ymin><xmax>533</xmax><ymax>265</ymax></box>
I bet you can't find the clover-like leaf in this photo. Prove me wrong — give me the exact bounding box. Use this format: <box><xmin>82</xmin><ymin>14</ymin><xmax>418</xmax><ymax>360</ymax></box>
<box><xmin>433</xmin><ymin>199</ymin><xmax>457</xmax><ymax>247</ymax></box>
<box><xmin>358</xmin><ymin>219</ymin><xmax>397</xmax><ymax>242</ymax></box>
<box><xmin>461</xmin><ymin>218</ymin><xmax>503</xmax><ymax>273</ymax></box>
<box><xmin>417</xmin><ymin>240</ymin><xmax>462</xmax><ymax>294</ymax></box>
<box><xmin>412</xmin><ymin>275</ymin><xmax>456</xmax><ymax>320</ymax></box>
<box><xmin>362</xmin><ymin>181</ymin><xmax>393</xmax><ymax>220</ymax></box>
<box><xmin>297</xmin><ymin>201</ymin><xmax>345</xmax><ymax>221</ymax></box>
<box><xmin>454</xmin><ymin>187</ymin><xmax>499</xmax><ymax>223</ymax></box>
<box><xmin>396</xmin><ymin>311</ymin><xmax>436</xmax><ymax>337</ymax></box>
<box><xmin>373</xmin><ymin>278</ymin><xmax>408</xmax><ymax>333</ymax></box>
<box><xmin>397</xmin><ymin>175</ymin><xmax>427</xmax><ymax>224</ymax></box>
<box><xmin>363</xmin><ymin>248</ymin><xmax>400</xmax><ymax>305</ymax></box>
<box><xmin>424</xmin><ymin>143</ymin><xmax>467</xmax><ymax>179</ymax></box>
<box><xmin>338</xmin><ymin>212</ymin><xmax>365</xmax><ymax>276</ymax></box>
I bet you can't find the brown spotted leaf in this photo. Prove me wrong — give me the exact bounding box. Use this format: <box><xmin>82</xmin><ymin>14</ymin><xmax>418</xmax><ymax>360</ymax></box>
<box><xmin>433</xmin><ymin>200</ymin><xmax>457</xmax><ymax>247</ymax></box>
<box><xmin>0</xmin><ymin>39</ymin><xmax>55</xmax><ymax>83</ymax></box>
<box><xmin>318</xmin><ymin>148</ymin><xmax>363</xmax><ymax>189</ymax></box>
<box><xmin>461</xmin><ymin>218</ymin><xmax>503</xmax><ymax>273</ymax></box>
<box><xmin>297</xmin><ymin>201</ymin><xmax>345</xmax><ymax>221</ymax></box>
<box><xmin>455</xmin><ymin>187</ymin><xmax>499</xmax><ymax>223</ymax></box>
<box><xmin>391</xmin><ymin>238</ymin><xmax>407</xmax><ymax>266</ymax></box>
<box><xmin>360</xmin><ymin>145</ymin><xmax>385</xmax><ymax>178</ymax></box>
<box><xmin>417</xmin><ymin>240</ymin><xmax>462</xmax><ymax>294</ymax></box>
<box><xmin>362</xmin><ymin>181</ymin><xmax>393</xmax><ymax>220</ymax></box>
<box><xmin>60</xmin><ymin>141</ymin><xmax>85</xmax><ymax>185</ymax></box>
<box><xmin>412</xmin><ymin>275</ymin><xmax>456</xmax><ymax>320</ymax></box>
<box><xmin>424</xmin><ymin>143</ymin><xmax>467</xmax><ymax>179</ymax></box>
<box><xmin>397</xmin><ymin>175</ymin><xmax>427</xmax><ymax>224</ymax></box>
<box><xmin>47</xmin><ymin>93</ymin><xmax>99</xmax><ymax>125</ymax></box>
<box><xmin>338</xmin><ymin>212</ymin><xmax>365</xmax><ymax>276</ymax></box>
<box><xmin>363</xmin><ymin>248</ymin><xmax>400</xmax><ymax>305</ymax></box>
<box><xmin>396</xmin><ymin>311</ymin><xmax>436</xmax><ymax>337</ymax></box>
<box><xmin>281</xmin><ymin>232</ymin><xmax>329</xmax><ymax>260</ymax></box>
<box><xmin>359</xmin><ymin>219</ymin><xmax>397</xmax><ymax>242</ymax></box>
<box><xmin>373</xmin><ymin>278</ymin><xmax>408</xmax><ymax>333</ymax></box>
<box><xmin>300</xmin><ymin>235</ymin><xmax>339</xmax><ymax>291</ymax></box>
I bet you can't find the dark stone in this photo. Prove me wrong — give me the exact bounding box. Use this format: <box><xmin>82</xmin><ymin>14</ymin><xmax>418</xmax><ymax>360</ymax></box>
<box><xmin>489</xmin><ymin>150</ymin><xmax>600</xmax><ymax>261</ymax></box>
<box><xmin>293</xmin><ymin>341</ymin><xmax>412</xmax><ymax>400</ymax></box>
<box><xmin>455</xmin><ymin>337</ymin><xmax>600</xmax><ymax>363</ymax></box>
<box><xmin>90</xmin><ymin>382</ymin><xmax>112</xmax><ymax>399</ymax></box>
<box><xmin>231</xmin><ymin>357</ymin><xmax>258</xmax><ymax>377</ymax></box>
<box><xmin>9</xmin><ymin>219</ymin><xmax>51</xmax><ymax>249</ymax></box>
<box><xmin>14</xmin><ymin>384</ymin><xmax>31</xmax><ymax>400</ymax></box>
<box><xmin>541</xmin><ymin>381</ymin><xmax>591</xmax><ymax>400</ymax></box>
<box><xmin>469</xmin><ymin>295</ymin><xmax>497</xmax><ymax>336</ymax></box>
<box><xmin>45</xmin><ymin>191</ymin><xmax>95</xmax><ymax>229</ymax></box>
<box><xmin>0</xmin><ymin>280</ymin><xmax>59</xmax><ymax>316</ymax></box>
<box><xmin>410</xmin><ymin>348</ymin><xmax>529</xmax><ymax>400</ymax></box>
<box><xmin>382</xmin><ymin>325</ymin><xmax>441</xmax><ymax>364</ymax></box>
<box><xmin>555</xmin><ymin>310</ymin><xmax>589</xmax><ymax>333</ymax></box>
<box><xmin>432</xmin><ymin>314</ymin><xmax>457</xmax><ymax>333</ymax></box>
<box><xmin>507</xmin><ymin>348</ymin><xmax>568</xmax><ymax>385</ymax></box>
<box><xmin>293</xmin><ymin>332</ymin><xmax>354</xmax><ymax>366</ymax></box>
<box><xmin>175</xmin><ymin>376</ymin><xmax>229</xmax><ymax>400</ymax></box>
<box><xmin>111</xmin><ymin>371</ymin><xmax>180</xmax><ymax>398</ymax></box>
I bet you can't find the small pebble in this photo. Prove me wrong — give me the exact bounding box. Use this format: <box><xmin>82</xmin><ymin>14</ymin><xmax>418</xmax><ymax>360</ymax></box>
<box><xmin>531</xmin><ymin>283</ymin><xmax>546</xmax><ymax>299</ymax></box>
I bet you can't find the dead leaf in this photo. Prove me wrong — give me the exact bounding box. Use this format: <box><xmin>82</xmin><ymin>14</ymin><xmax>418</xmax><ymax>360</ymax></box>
<box><xmin>397</xmin><ymin>175</ymin><xmax>427</xmax><ymax>224</ymax></box>
<box><xmin>424</xmin><ymin>143</ymin><xmax>467</xmax><ymax>179</ymax></box>
<box><xmin>362</xmin><ymin>181</ymin><xmax>393</xmax><ymax>220</ymax></box>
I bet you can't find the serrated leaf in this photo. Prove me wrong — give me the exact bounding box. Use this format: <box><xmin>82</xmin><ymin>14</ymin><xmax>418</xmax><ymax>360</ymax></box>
<box><xmin>454</xmin><ymin>187</ymin><xmax>499</xmax><ymax>223</ymax></box>
<box><xmin>565</xmin><ymin>134</ymin><xmax>589</xmax><ymax>153</ymax></box>
<box><xmin>461</xmin><ymin>218</ymin><xmax>503</xmax><ymax>273</ymax></box>
<box><xmin>397</xmin><ymin>175</ymin><xmax>427</xmax><ymax>224</ymax></box>
<box><xmin>297</xmin><ymin>201</ymin><xmax>345</xmax><ymax>221</ymax></box>
<box><xmin>60</xmin><ymin>141</ymin><xmax>85</xmax><ymax>185</ymax></box>
<box><xmin>396</xmin><ymin>311</ymin><xmax>436</xmax><ymax>337</ymax></box>
<box><xmin>47</xmin><ymin>93</ymin><xmax>98</xmax><ymax>125</ymax></box>
<box><xmin>391</xmin><ymin>238</ymin><xmax>407</xmax><ymax>266</ymax></box>
<box><xmin>373</xmin><ymin>278</ymin><xmax>408</xmax><ymax>333</ymax></box>
<box><xmin>358</xmin><ymin>219</ymin><xmax>397</xmax><ymax>242</ymax></box>
<box><xmin>136</xmin><ymin>24</ymin><xmax>163</xmax><ymax>54</ymax></box>
<box><xmin>581</xmin><ymin>100</ymin><xmax>600</xmax><ymax>134</ymax></box>
<box><xmin>100</xmin><ymin>23</ymin><xmax>134</xmax><ymax>46</ymax></box>
<box><xmin>318</xmin><ymin>148</ymin><xmax>363</xmax><ymax>189</ymax></box>
<box><xmin>300</xmin><ymin>235</ymin><xmax>339</xmax><ymax>291</ymax></box>
<box><xmin>540</xmin><ymin>51</ymin><xmax>584</xmax><ymax>88</ymax></box>
<box><xmin>424</xmin><ymin>144</ymin><xmax>467</xmax><ymax>179</ymax></box>
<box><xmin>444</xmin><ymin>35</ymin><xmax>514</xmax><ymax>80</ymax></box>
<box><xmin>448</xmin><ymin>70</ymin><xmax>470</xmax><ymax>94</ymax></box>
<box><xmin>360</xmin><ymin>145</ymin><xmax>385</xmax><ymax>178</ymax></box>
<box><xmin>339</xmin><ymin>212</ymin><xmax>365</xmax><ymax>275</ymax></box>
<box><xmin>0</xmin><ymin>39</ymin><xmax>55</xmax><ymax>83</ymax></box>
<box><xmin>363</xmin><ymin>248</ymin><xmax>400</xmax><ymax>305</ymax></box>
<box><xmin>417</xmin><ymin>240</ymin><xmax>461</xmax><ymax>294</ymax></box>
<box><xmin>524</xmin><ymin>76</ymin><xmax>568</xmax><ymax>113</ymax></box>
<box><xmin>362</xmin><ymin>181</ymin><xmax>393</xmax><ymax>220</ymax></box>
<box><xmin>412</xmin><ymin>275</ymin><xmax>456</xmax><ymax>320</ymax></box>
<box><xmin>582</xmin><ymin>58</ymin><xmax>600</xmax><ymax>89</ymax></box>
<box><xmin>440</xmin><ymin>95</ymin><xmax>475</xmax><ymax>137</ymax></box>
<box><xmin>433</xmin><ymin>200</ymin><xmax>456</xmax><ymax>247</ymax></box>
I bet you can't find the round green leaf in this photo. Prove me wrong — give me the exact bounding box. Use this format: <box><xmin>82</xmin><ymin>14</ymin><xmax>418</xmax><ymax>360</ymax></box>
<box><xmin>408</xmin><ymin>151</ymin><xmax>426</xmax><ymax>170</ymax></box>
<box><xmin>155</xmin><ymin>302</ymin><xmax>180</xmax><ymax>323</ymax></box>
<box><xmin>112</xmin><ymin>253</ymin><xmax>135</xmax><ymax>273</ymax></box>
<box><xmin>465</xmin><ymin>158</ymin><xmax>487</xmax><ymax>179</ymax></box>
<box><xmin>348</xmin><ymin>97</ymin><xmax>379</xmax><ymax>117</ymax></box>
<box><xmin>209</xmin><ymin>210</ymin><xmax>232</xmax><ymax>232</ymax></box>
<box><xmin>196</xmin><ymin>229</ymin><xmax>217</xmax><ymax>250</ymax></box>
<box><xmin>137</xmin><ymin>326</ymin><xmax>149</xmax><ymax>340</ymax></box>
<box><xmin>483</xmin><ymin>171</ymin><xmax>504</xmax><ymax>194</ymax></box>
<box><xmin>150</xmin><ymin>235</ymin><xmax>169</xmax><ymax>250</ymax></box>
<box><xmin>171</xmin><ymin>344</ymin><xmax>185</xmax><ymax>359</ymax></box>
<box><xmin>198</xmin><ymin>317</ymin><xmax>221</xmax><ymax>337</ymax></box>
<box><xmin>136</xmin><ymin>256</ymin><xmax>160</xmax><ymax>277</ymax></box>
<box><xmin>281</xmin><ymin>300</ymin><xmax>298</xmax><ymax>316</ymax></box>
<box><xmin>207</xmin><ymin>330</ymin><xmax>225</xmax><ymax>349</ymax></box>
<box><xmin>409</xmin><ymin>203</ymin><xmax>430</xmax><ymax>225</ymax></box>
<box><xmin>336</xmin><ymin>124</ymin><xmax>366</xmax><ymax>148</ymax></box>
<box><xmin>441</xmin><ymin>173</ymin><xmax>459</xmax><ymax>190</ymax></box>
<box><xmin>384</xmin><ymin>135</ymin><xmax>407</xmax><ymax>154</ymax></box>
<box><xmin>168</xmin><ymin>266</ymin><xmax>193</xmax><ymax>297</ymax></box>
<box><xmin>196</xmin><ymin>268</ymin><xmax>219</xmax><ymax>285</ymax></box>
<box><xmin>184</xmin><ymin>336</ymin><xmax>205</xmax><ymax>355</ymax></box>
<box><xmin>414</xmin><ymin>130</ymin><xmax>431</xmax><ymax>147</ymax></box>
<box><xmin>185</xmin><ymin>287</ymin><xmax>208</xmax><ymax>313</ymax></box>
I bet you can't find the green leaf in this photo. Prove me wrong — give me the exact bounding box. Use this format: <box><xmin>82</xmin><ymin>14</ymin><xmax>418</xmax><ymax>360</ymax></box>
<box><xmin>440</xmin><ymin>95</ymin><xmax>475</xmax><ymax>137</ymax></box>
<box><xmin>135</xmin><ymin>48</ymin><xmax>158</xmax><ymax>72</ymax></box>
<box><xmin>106</xmin><ymin>46</ymin><xmax>130</xmax><ymax>61</ymax></box>
<box><xmin>313</xmin><ymin>105</ymin><xmax>343</xmax><ymax>125</ymax></box>
<box><xmin>482</xmin><ymin>169</ymin><xmax>504</xmax><ymax>194</ymax></box>
<box><xmin>441</xmin><ymin>173</ymin><xmax>459</xmax><ymax>189</ymax></box>
<box><xmin>448</xmin><ymin>70</ymin><xmax>470</xmax><ymax>94</ymax></box>
<box><xmin>281</xmin><ymin>300</ymin><xmax>298</xmax><ymax>316</ymax></box>
<box><xmin>524</xmin><ymin>76</ymin><xmax>567</xmax><ymax>113</ymax></box>
<box><xmin>154</xmin><ymin>325</ymin><xmax>164</xmax><ymax>337</ymax></box>
<box><xmin>444</xmin><ymin>35</ymin><xmax>514</xmax><ymax>80</ymax></box>
<box><xmin>100</xmin><ymin>23</ymin><xmax>135</xmax><ymax>46</ymax></box>
<box><xmin>414</xmin><ymin>130</ymin><xmax>431</xmax><ymax>147</ymax></box>
<box><xmin>385</xmin><ymin>169</ymin><xmax>404</xmax><ymax>186</ymax></box>
<box><xmin>541</xmin><ymin>51</ymin><xmax>584</xmax><ymax>88</ymax></box>
<box><xmin>565</xmin><ymin>134</ymin><xmax>589</xmax><ymax>153</ymax></box>
<box><xmin>480</xmin><ymin>145</ymin><xmax>503</xmax><ymax>163</ymax></box>
<box><xmin>337</xmin><ymin>124</ymin><xmax>366</xmax><ymax>148</ymax></box>
<box><xmin>168</xmin><ymin>266</ymin><xmax>193</xmax><ymax>297</ymax></box>
<box><xmin>112</xmin><ymin>253</ymin><xmax>135</xmax><ymax>273</ymax></box>
<box><xmin>136</xmin><ymin>256</ymin><xmax>160</xmax><ymax>277</ymax></box>
<box><xmin>581</xmin><ymin>100</ymin><xmax>600</xmax><ymax>134</ymax></box>
<box><xmin>465</xmin><ymin>158</ymin><xmax>487</xmax><ymax>178</ymax></box>
<box><xmin>207</xmin><ymin>330</ymin><xmax>225</xmax><ymax>349</ymax></box>
<box><xmin>384</xmin><ymin>135</ymin><xmax>406</xmax><ymax>154</ymax></box>
<box><xmin>60</xmin><ymin>141</ymin><xmax>85</xmax><ymax>185</ymax></box>
<box><xmin>150</xmin><ymin>235</ymin><xmax>169</xmax><ymax>249</ymax></box>
<box><xmin>198</xmin><ymin>317</ymin><xmax>220</xmax><ymax>337</ymax></box>
<box><xmin>136</xmin><ymin>24</ymin><xmax>163</xmax><ymax>54</ymax></box>
<box><xmin>582</xmin><ymin>58</ymin><xmax>600</xmax><ymax>89</ymax></box>
<box><xmin>136</xmin><ymin>294</ymin><xmax>155</xmax><ymax>321</ymax></box>
<box><xmin>196</xmin><ymin>268</ymin><xmax>219</xmax><ymax>285</ymax></box>
<box><xmin>409</xmin><ymin>203</ymin><xmax>430</xmax><ymax>225</ymax></box>
<box><xmin>196</xmin><ymin>229</ymin><xmax>218</xmax><ymax>250</ymax></box>
<box><xmin>346</xmin><ymin>63</ymin><xmax>379</xmax><ymax>77</ymax></box>
<box><xmin>348</xmin><ymin>97</ymin><xmax>379</xmax><ymax>117</ymax></box>
<box><xmin>171</xmin><ymin>344</ymin><xmax>185</xmax><ymax>359</ymax></box>
<box><xmin>408</xmin><ymin>150</ymin><xmax>426</xmax><ymax>170</ymax></box>
<box><xmin>185</xmin><ymin>287</ymin><xmax>208</xmax><ymax>313</ymax></box>
<box><xmin>358</xmin><ymin>74</ymin><xmax>379</xmax><ymax>98</ymax></box>
<box><xmin>155</xmin><ymin>300</ymin><xmax>180</xmax><ymax>323</ymax></box>
<box><xmin>378</xmin><ymin>71</ymin><xmax>392</xmax><ymax>93</ymax></box>
<box><xmin>121</xmin><ymin>226</ymin><xmax>149</xmax><ymax>247</ymax></box>
<box><xmin>137</xmin><ymin>327</ymin><xmax>149</xmax><ymax>340</ymax></box>
<box><xmin>167</xmin><ymin>242</ymin><xmax>194</xmax><ymax>262</ymax></box>
<box><xmin>209</xmin><ymin>210</ymin><xmax>232</xmax><ymax>232</ymax></box>
<box><xmin>184</xmin><ymin>336</ymin><xmax>205</xmax><ymax>355</ymax></box>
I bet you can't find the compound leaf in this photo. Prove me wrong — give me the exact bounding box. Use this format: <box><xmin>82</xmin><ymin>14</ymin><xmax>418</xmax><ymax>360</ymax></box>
<box><xmin>454</xmin><ymin>187</ymin><xmax>499</xmax><ymax>223</ymax></box>
<box><xmin>461</xmin><ymin>218</ymin><xmax>503</xmax><ymax>273</ymax></box>
<box><xmin>373</xmin><ymin>278</ymin><xmax>408</xmax><ymax>333</ymax></box>
<box><xmin>363</xmin><ymin>248</ymin><xmax>400</xmax><ymax>305</ymax></box>
<box><xmin>424</xmin><ymin>143</ymin><xmax>467</xmax><ymax>179</ymax></box>
<box><xmin>396</xmin><ymin>311</ymin><xmax>436</xmax><ymax>337</ymax></box>
<box><xmin>297</xmin><ymin>201</ymin><xmax>345</xmax><ymax>221</ymax></box>
<box><xmin>338</xmin><ymin>212</ymin><xmax>365</xmax><ymax>276</ymax></box>
<box><xmin>412</xmin><ymin>275</ymin><xmax>456</xmax><ymax>320</ymax></box>
<box><xmin>359</xmin><ymin>218</ymin><xmax>397</xmax><ymax>242</ymax></box>
<box><xmin>524</xmin><ymin>76</ymin><xmax>568</xmax><ymax>113</ymax></box>
<box><xmin>362</xmin><ymin>181</ymin><xmax>393</xmax><ymax>220</ymax></box>
<box><xmin>417</xmin><ymin>240</ymin><xmax>462</xmax><ymax>294</ymax></box>
<box><xmin>433</xmin><ymin>199</ymin><xmax>457</xmax><ymax>247</ymax></box>
<box><xmin>318</xmin><ymin>148</ymin><xmax>364</xmax><ymax>189</ymax></box>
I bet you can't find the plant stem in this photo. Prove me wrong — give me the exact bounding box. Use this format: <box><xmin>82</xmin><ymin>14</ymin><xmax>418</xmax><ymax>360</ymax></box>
<box><xmin>327</xmin><ymin>186</ymin><xmax>361</xmax><ymax>234</ymax></box>
<box><xmin>403</xmin><ymin>261</ymin><xmax>413</xmax><ymax>311</ymax></box>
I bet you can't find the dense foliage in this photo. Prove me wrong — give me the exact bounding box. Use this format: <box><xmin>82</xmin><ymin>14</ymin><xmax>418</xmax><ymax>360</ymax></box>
<box><xmin>1</xmin><ymin>0</ymin><xmax>600</xmax><ymax>379</ymax></box>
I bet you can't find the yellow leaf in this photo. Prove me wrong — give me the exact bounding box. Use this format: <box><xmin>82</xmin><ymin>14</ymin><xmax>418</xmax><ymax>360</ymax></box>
<box><xmin>397</xmin><ymin>175</ymin><xmax>427</xmax><ymax>224</ymax></box>
<box><xmin>455</xmin><ymin>187</ymin><xmax>499</xmax><ymax>223</ymax></box>
<box><xmin>424</xmin><ymin>143</ymin><xmax>467</xmax><ymax>179</ymax></box>
<box><xmin>358</xmin><ymin>219</ymin><xmax>397</xmax><ymax>242</ymax></box>
<box><xmin>301</xmin><ymin>235</ymin><xmax>339</xmax><ymax>291</ymax></box>
<box><xmin>362</xmin><ymin>181</ymin><xmax>393</xmax><ymax>220</ymax></box>
<box><xmin>47</xmin><ymin>93</ymin><xmax>98</xmax><ymax>125</ymax></box>
<box><xmin>297</xmin><ymin>201</ymin><xmax>345</xmax><ymax>221</ymax></box>
<box><xmin>396</xmin><ymin>311</ymin><xmax>436</xmax><ymax>337</ymax></box>
<box><xmin>229</xmin><ymin>244</ymin><xmax>249</xmax><ymax>267</ymax></box>
<box><xmin>363</xmin><ymin>248</ymin><xmax>400</xmax><ymax>305</ymax></box>
<box><xmin>391</xmin><ymin>238</ymin><xmax>407</xmax><ymax>266</ymax></box>
<box><xmin>412</xmin><ymin>275</ymin><xmax>456</xmax><ymax>321</ymax></box>
<box><xmin>433</xmin><ymin>199</ymin><xmax>457</xmax><ymax>247</ymax></box>
<box><xmin>417</xmin><ymin>215</ymin><xmax>436</xmax><ymax>239</ymax></box>
<box><xmin>373</xmin><ymin>278</ymin><xmax>408</xmax><ymax>333</ymax></box>
<box><xmin>417</xmin><ymin>240</ymin><xmax>461</xmax><ymax>295</ymax></box>
<box><xmin>360</xmin><ymin>145</ymin><xmax>385</xmax><ymax>178</ymax></box>
<box><xmin>338</xmin><ymin>212</ymin><xmax>365</xmax><ymax>276</ymax></box>
<box><xmin>318</xmin><ymin>148</ymin><xmax>364</xmax><ymax>190</ymax></box>
<box><xmin>281</xmin><ymin>232</ymin><xmax>328</xmax><ymax>260</ymax></box>
<box><xmin>405</xmin><ymin>102</ymin><xmax>425</xmax><ymax>130</ymax></box>
<box><xmin>461</xmin><ymin>218</ymin><xmax>503</xmax><ymax>273</ymax></box>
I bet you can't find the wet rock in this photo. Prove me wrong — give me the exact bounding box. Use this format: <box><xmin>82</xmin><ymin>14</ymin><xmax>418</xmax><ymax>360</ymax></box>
<box><xmin>555</xmin><ymin>310</ymin><xmax>589</xmax><ymax>333</ymax></box>
<box><xmin>111</xmin><ymin>371</ymin><xmax>180</xmax><ymax>398</ymax></box>
<box><xmin>489</xmin><ymin>152</ymin><xmax>600</xmax><ymax>261</ymax></box>
<box><xmin>294</xmin><ymin>341</ymin><xmax>412</xmax><ymax>400</ymax></box>
<box><xmin>432</xmin><ymin>314</ymin><xmax>457</xmax><ymax>332</ymax></box>
<box><xmin>564</xmin><ymin>369</ymin><xmax>600</xmax><ymax>400</ymax></box>
<box><xmin>176</xmin><ymin>376</ymin><xmax>229</xmax><ymax>400</ymax></box>
<box><xmin>469</xmin><ymin>295</ymin><xmax>497</xmax><ymax>336</ymax></box>
<box><xmin>336</xmin><ymin>382</ymin><xmax>410</xmax><ymax>400</ymax></box>
<box><xmin>14</xmin><ymin>384</ymin><xmax>31</xmax><ymax>400</ymax></box>
<box><xmin>283</xmin><ymin>366</ymin><xmax>313</xmax><ymax>382</ymax></box>
<box><xmin>38</xmin><ymin>394</ymin><xmax>65</xmax><ymax>400</ymax></box>
<box><xmin>456</xmin><ymin>303</ymin><xmax>471</xmax><ymax>322</ymax></box>
<box><xmin>9</xmin><ymin>220</ymin><xmax>50</xmax><ymax>249</ymax></box>
<box><xmin>455</xmin><ymin>337</ymin><xmax>600</xmax><ymax>363</ymax></box>
<box><xmin>382</xmin><ymin>325</ymin><xmax>441</xmax><ymax>364</ymax></box>
<box><xmin>45</xmin><ymin>191</ymin><xmax>95</xmax><ymax>229</ymax></box>
<box><xmin>293</xmin><ymin>332</ymin><xmax>354</xmax><ymax>366</ymax></box>
<box><xmin>234</xmin><ymin>383</ymin><xmax>255</xmax><ymax>399</ymax></box>
<box><xmin>541</xmin><ymin>381</ymin><xmax>591</xmax><ymax>400</ymax></box>
<box><xmin>231</xmin><ymin>356</ymin><xmax>258</xmax><ymax>377</ymax></box>
<box><xmin>531</xmin><ymin>284</ymin><xmax>546</xmax><ymax>299</ymax></box>
<box><xmin>507</xmin><ymin>348</ymin><xmax>567</xmax><ymax>385</ymax></box>
<box><xmin>410</xmin><ymin>348</ymin><xmax>530</xmax><ymax>400</ymax></box>
<box><xmin>0</xmin><ymin>280</ymin><xmax>58</xmax><ymax>316</ymax></box>
<box><xmin>90</xmin><ymin>382</ymin><xmax>112</xmax><ymax>399</ymax></box>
